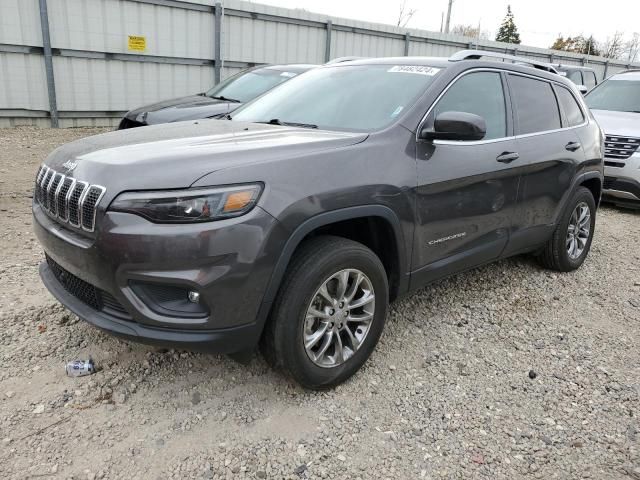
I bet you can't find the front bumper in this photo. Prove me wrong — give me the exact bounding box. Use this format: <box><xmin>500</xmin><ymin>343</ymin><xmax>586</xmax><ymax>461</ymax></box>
<box><xmin>34</xmin><ymin>202</ymin><xmax>288</xmax><ymax>352</ymax></box>
<box><xmin>39</xmin><ymin>262</ymin><xmax>262</xmax><ymax>352</ymax></box>
<box><xmin>603</xmin><ymin>153</ymin><xmax>640</xmax><ymax>206</ymax></box>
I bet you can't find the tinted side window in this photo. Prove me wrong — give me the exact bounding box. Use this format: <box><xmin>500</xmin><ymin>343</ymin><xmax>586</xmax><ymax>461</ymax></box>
<box><xmin>567</xmin><ymin>70</ymin><xmax>583</xmax><ymax>85</ymax></box>
<box><xmin>432</xmin><ymin>72</ymin><xmax>507</xmax><ymax>140</ymax></box>
<box><xmin>556</xmin><ymin>86</ymin><xmax>585</xmax><ymax>127</ymax></box>
<box><xmin>509</xmin><ymin>75</ymin><xmax>561</xmax><ymax>134</ymax></box>
<box><xmin>584</xmin><ymin>71</ymin><xmax>597</xmax><ymax>89</ymax></box>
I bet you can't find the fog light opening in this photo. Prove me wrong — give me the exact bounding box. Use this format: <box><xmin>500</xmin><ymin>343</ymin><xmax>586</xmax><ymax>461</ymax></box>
<box><xmin>129</xmin><ymin>281</ymin><xmax>209</xmax><ymax>318</ymax></box>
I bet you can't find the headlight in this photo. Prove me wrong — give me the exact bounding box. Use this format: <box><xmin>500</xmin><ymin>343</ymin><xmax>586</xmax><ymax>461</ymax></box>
<box><xmin>109</xmin><ymin>184</ymin><xmax>262</xmax><ymax>223</ymax></box>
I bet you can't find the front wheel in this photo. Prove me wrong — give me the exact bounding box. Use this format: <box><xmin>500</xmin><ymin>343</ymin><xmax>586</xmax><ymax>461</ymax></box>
<box><xmin>261</xmin><ymin>236</ymin><xmax>389</xmax><ymax>389</ymax></box>
<box><xmin>539</xmin><ymin>186</ymin><xmax>596</xmax><ymax>272</ymax></box>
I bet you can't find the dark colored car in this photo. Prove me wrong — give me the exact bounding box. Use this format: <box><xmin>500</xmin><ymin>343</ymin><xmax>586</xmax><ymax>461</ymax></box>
<box><xmin>554</xmin><ymin>64</ymin><xmax>599</xmax><ymax>93</ymax></box>
<box><xmin>34</xmin><ymin>50</ymin><xmax>603</xmax><ymax>389</ymax></box>
<box><xmin>118</xmin><ymin>64</ymin><xmax>314</xmax><ymax>129</ymax></box>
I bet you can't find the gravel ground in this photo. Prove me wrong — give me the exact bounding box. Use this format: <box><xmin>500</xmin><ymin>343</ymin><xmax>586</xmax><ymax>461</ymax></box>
<box><xmin>1</xmin><ymin>127</ymin><xmax>640</xmax><ymax>480</ymax></box>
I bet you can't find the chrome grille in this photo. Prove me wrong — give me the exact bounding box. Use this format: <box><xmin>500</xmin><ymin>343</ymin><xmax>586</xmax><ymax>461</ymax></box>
<box><xmin>604</xmin><ymin>135</ymin><xmax>640</xmax><ymax>160</ymax></box>
<box><xmin>68</xmin><ymin>182</ymin><xmax>88</xmax><ymax>227</ymax></box>
<box><xmin>56</xmin><ymin>177</ymin><xmax>75</xmax><ymax>221</ymax></box>
<box><xmin>47</xmin><ymin>173</ymin><xmax>63</xmax><ymax>215</ymax></box>
<box><xmin>81</xmin><ymin>186</ymin><xmax>104</xmax><ymax>230</ymax></box>
<box><xmin>40</xmin><ymin>169</ymin><xmax>54</xmax><ymax>210</ymax></box>
<box><xmin>34</xmin><ymin>165</ymin><xmax>105</xmax><ymax>232</ymax></box>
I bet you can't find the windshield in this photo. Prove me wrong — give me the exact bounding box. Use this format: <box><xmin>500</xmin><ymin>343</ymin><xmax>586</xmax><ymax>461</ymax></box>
<box><xmin>585</xmin><ymin>73</ymin><xmax>640</xmax><ymax>113</ymax></box>
<box><xmin>231</xmin><ymin>64</ymin><xmax>442</xmax><ymax>131</ymax></box>
<box><xmin>205</xmin><ymin>68</ymin><xmax>300</xmax><ymax>103</ymax></box>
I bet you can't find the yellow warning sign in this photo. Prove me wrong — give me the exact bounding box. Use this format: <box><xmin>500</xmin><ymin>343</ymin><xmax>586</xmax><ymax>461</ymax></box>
<box><xmin>127</xmin><ymin>35</ymin><xmax>146</xmax><ymax>52</ymax></box>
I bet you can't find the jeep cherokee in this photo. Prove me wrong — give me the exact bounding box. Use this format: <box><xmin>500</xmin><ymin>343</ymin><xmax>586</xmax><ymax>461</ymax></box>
<box><xmin>33</xmin><ymin>51</ymin><xmax>604</xmax><ymax>389</ymax></box>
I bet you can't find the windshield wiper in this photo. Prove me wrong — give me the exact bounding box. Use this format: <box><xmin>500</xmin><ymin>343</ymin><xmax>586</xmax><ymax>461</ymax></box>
<box><xmin>258</xmin><ymin>118</ymin><xmax>318</xmax><ymax>129</ymax></box>
<box><xmin>209</xmin><ymin>95</ymin><xmax>241</xmax><ymax>103</ymax></box>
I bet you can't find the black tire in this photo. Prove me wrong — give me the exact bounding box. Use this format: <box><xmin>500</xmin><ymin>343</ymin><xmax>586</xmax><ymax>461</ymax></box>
<box><xmin>539</xmin><ymin>186</ymin><xmax>596</xmax><ymax>272</ymax></box>
<box><xmin>261</xmin><ymin>235</ymin><xmax>389</xmax><ymax>390</ymax></box>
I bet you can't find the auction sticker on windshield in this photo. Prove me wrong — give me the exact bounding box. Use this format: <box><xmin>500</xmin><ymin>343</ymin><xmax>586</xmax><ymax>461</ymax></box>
<box><xmin>388</xmin><ymin>66</ymin><xmax>440</xmax><ymax>76</ymax></box>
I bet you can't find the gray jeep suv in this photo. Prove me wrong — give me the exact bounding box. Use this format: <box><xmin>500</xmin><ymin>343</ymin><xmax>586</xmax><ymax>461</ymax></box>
<box><xmin>33</xmin><ymin>51</ymin><xmax>604</xmax><ymax>389</ymax></box>
<box><xmin>585</xmin><ymin>70</ymin><xmax>640</xmax><ymax>208</ymax></box>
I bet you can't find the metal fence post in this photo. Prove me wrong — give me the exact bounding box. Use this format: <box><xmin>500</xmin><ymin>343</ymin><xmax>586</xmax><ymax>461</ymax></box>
<box><xmin>325</xmin><ymin>20</ymin><xmax>332</xmax><ymax>62</ymax></box>
<box><xmin>404</xmin><ymin>33</ymin><xmax>410</xmax><ymax>56</ymax></box>
<box><xmin>214</xmin><ymin>2</ymin><xmax>222</xmax><ymax>84</ymax></box>
<box><xmin>38</xmin><ymin>0</ymin><xmax>58</xmax><ymax>128</ymax></box>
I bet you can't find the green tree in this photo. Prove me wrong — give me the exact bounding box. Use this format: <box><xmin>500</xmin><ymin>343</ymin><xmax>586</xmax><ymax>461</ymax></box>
<box><xmin>551</xmin><ymin>36</ymin><xmax>576</xmax><ymax>51</ymax></box>
<box><xmin>550</xmin><ymin>35</ymin><xmax>601</xmax><ymax>56</ymax></box>
<box><xmin>495</xmin><ymin>5</ymin><xmax>521</xmax><ymax>44</ymax></box>
<box><xmin>580</xmin><ymin>36</ymin><xmax>601</xmax><ymax>56</ymax></box>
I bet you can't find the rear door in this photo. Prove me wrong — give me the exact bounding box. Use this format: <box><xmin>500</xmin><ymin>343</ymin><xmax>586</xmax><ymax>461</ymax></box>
<box><xmin>412</xmin><ymin>70</ymin><xmax>521</xmax><ymax>286</ymax></box>
<box><xmin>505</xmin><ymin>73</ymin><xmax>587</xmax><ymax>253</ymax></box>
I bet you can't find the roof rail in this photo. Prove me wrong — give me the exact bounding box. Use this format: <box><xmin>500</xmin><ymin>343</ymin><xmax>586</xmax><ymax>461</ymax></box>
<box><xmin>325</xmin><ymin>56</ymin><xmax>368</xmax><ymax>65</ymax></box>
<box><xmin>449</xmin><ymin>50</ymin><xmax>558</xmax><ymax>74</ymax></box>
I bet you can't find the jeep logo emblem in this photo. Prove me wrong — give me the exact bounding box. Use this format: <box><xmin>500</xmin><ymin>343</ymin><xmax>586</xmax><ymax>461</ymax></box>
<box><xmin>62</xmin><ymin>160</ymin><xmax>78</xmax><ymax>172</ymax></box>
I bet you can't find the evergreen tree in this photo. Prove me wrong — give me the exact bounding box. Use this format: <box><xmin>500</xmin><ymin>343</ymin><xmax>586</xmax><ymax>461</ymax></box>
<box><xmin>579</xmin><ymin>36</ymin><xmax>601</xmax><ymax>56</ymax></box>
<box><xmin>495</xmin><ymin>5</ymin><xmax>521</xmax><ymax>44</ymax></box>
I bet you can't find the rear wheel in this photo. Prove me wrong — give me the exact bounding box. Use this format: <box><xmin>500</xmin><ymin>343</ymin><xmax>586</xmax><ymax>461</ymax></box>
<box><xmin>539</xmin><ymin>186</ymin><xmax>596</xmax><ymax>272</ymax></box>
<box><xmin>261</xmin><ymin>236</ymin><xmax>388</xmax><ymax>389</ymax></box>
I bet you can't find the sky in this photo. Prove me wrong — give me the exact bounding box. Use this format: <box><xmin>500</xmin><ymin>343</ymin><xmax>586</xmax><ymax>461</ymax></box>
<box><xmin>246</xmin><ymin>0</ymin><xmax>640</xmax><ymax>50</ymax></box>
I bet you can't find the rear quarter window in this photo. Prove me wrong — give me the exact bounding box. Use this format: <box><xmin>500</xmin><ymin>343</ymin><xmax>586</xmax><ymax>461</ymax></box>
<box><xmin>556</xmin><ymin>86</ymin><xmax>585</xmax><ymax>127</ymax></box>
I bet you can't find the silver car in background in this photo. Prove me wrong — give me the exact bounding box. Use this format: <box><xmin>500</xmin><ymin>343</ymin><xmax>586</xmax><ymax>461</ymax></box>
<box><xmin>586</xmin><ymin>70</ymin><xmax>640</xmax><ymax>208</ymax></box>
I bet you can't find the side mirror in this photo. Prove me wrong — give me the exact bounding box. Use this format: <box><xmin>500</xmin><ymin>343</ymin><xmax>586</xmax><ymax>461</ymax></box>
<box><xmin>420</xmin><ymin>111</ymin><xmax>487</xmax><ymax>141</ymax></box>
<box><xmin>577</xmin><ymin>85</ymin><xmax>588</xmax><ymax>95</ymax></box>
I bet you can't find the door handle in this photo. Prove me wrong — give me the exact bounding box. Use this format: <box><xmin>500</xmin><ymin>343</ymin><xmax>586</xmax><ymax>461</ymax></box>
<box><xmin>565</xmin><ymin>141</ymin><xmax>581</xmax><ymax>152</ymax></box>
<box><xmin>496</xmin><ymin>152</ymin><xmax>520</xmax><ymax>163</ymax></box>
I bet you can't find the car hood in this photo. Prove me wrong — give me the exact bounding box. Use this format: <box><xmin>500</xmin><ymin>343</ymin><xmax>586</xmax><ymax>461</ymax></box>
<box><xmin>591</xmin><ymin>109</ymin><xmax>640</xmax><ymax>138</ymax></box>
<box><xmin>43</xmin><ymin>120</ymin><xmax>368</xmax><ymax>194</ymax></box>
<box><xmin>126</xmin><ymin>95</ymin><xmax>241</xmax><ymax>124</ymax></box>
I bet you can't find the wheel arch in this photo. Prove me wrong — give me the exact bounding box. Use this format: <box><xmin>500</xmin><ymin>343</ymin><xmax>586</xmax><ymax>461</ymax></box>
<box><xmin>554</xmin><ymin>170</ymin><xmax>603</xmax><ymax>225</ymax></box>
<box><xmin>579</xmin><ymin>175</ymin><xmax>603</xmax><ymax>206</ymax></box>
<box><xmin>263</xmin><ymin>206</ymin><xmax>408</xmax><ymax>307</ymax></box>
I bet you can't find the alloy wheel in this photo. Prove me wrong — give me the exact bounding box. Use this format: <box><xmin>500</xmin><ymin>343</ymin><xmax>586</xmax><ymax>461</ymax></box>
<box><xmin>303</xmin><ymin>269</ymin><xmax>375</xmax><ymax>368</ymax></box>
<box><xmin>566</xmin><ymin>201</ymin><xmax>591</xmax><ymax>260</ymax></box>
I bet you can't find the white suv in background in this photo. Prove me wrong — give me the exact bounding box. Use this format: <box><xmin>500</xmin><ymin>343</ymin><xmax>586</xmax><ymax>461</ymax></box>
<box><xmin>586</xmin><ymin>70</ymin><xmax>640</xmax><ymax>208</ymax></box>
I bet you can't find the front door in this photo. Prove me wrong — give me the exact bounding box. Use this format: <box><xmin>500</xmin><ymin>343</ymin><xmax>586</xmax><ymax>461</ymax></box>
<box><xmin>411</xmin><ymin>70</ymin><xmax>522</xmax><ymax>287</ymax></box>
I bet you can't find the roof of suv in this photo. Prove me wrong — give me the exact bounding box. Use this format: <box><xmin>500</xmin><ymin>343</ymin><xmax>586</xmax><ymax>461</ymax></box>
<box><xmin>336</xmin><ymin>56</ymin><xmax>451</xmax><ymax>68</ymax></box>
<box><xmin>329</xmin><ymin>54</ymin><xmax>567</xmax><ymax>85</ymax></box>
<box><xmin>261</xmin><ymin>64</ymin><xmax>316</xmax><ymax>73</ymax></box>
<box><xmin>555</xmin><ymin>64</ymin><xmax>596</xmax><ymax>72</ymax></box>
<box><xmin>611</xmin><ymin>70</ymin><xmax>640</xmax><ymax>79</ymax></box>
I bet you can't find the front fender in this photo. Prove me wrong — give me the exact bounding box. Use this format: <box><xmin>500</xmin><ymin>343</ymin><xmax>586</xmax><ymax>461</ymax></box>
<box><xmin>248</xmin><ymin>205</ymin><xmax>409</xmax><ymax>349</ymax></box>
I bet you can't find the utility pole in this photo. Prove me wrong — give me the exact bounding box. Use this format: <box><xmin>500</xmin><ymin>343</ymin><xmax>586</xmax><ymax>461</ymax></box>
<box><xmin>440</xmin><ymin>12</ymin><xmax>444</xmax><ymax>33</ymax></box>
<box><xmin>444</xmin><ymin>0</ymin><xmax>453</xmax><ymax>34</ymax></box>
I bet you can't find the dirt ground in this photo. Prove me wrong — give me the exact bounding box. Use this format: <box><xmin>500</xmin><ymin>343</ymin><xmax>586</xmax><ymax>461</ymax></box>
<box><xmin>1</xmin><ymin>127</ymin><xmax>639</xmax><ymax>480</ymax></box>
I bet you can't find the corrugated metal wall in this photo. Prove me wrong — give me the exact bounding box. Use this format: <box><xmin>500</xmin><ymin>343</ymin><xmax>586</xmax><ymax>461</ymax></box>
<box><xmin>1</xmin><ymin>0</ymin><xmax>638</xmax><ymax>127</ymax></box>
